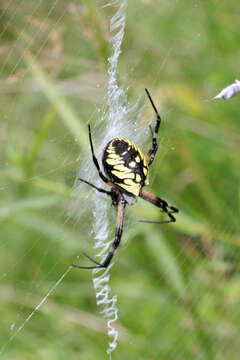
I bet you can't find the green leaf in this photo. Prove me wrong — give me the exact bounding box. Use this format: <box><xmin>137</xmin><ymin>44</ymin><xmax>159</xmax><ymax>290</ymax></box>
<box><xmin>24</xmin><ymin>52</ymin><xmax>88</xmax><ymax>150</ymax></box>
<box><xmin>142</xmin><ymin>226</ymin><xmax>186</xmax><ymax>298</ymax></box>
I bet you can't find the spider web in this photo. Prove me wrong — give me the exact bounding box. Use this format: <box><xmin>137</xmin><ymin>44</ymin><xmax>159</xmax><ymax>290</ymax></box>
<box><xmin>71</xmin><ymin>1</ymin><xmax>150</xmax><ymax>357</ymax></box>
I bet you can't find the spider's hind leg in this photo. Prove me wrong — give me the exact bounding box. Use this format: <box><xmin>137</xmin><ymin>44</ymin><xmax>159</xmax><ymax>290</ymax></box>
<box><xmin>72</xmin><ymin>197</ymin><xmax>126</xmax><ymax>270</ymax></box>
<box><xmin>72</xmin><ymin>252</ymin><xmax>104</xmax><ymax>269</ymax></box>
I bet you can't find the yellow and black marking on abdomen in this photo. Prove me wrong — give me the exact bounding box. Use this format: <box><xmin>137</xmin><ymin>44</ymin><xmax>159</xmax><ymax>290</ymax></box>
<box><xmin>102</xmin><ymin>138</ymin><xmax>149</xmax><ymax>196</ymax></box>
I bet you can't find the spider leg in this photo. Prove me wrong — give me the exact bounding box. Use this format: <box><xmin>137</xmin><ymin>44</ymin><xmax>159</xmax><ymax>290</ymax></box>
<box><xmin>88</xmin><ymin>124</ymin><xmax>114</xmax><ymax>187</ymax></box>
<box><xmin>139</xmin><ymin>189</ymin><xmax>178</xmax><ymax>223</ymax></box>
<box><xmin>78</xmin><ymin>177</ymin><xmax>112</xmax><ymax>196</ymax></box>
<box><xmin>149</xmin><ymin>124</ymin><xmax>154</xmax><ymax>138</ymax></box>
<box><xmin>71</xmin><ymin>252</ymin><xmax>103</xmax><ymax>270</ymax></box>
<box><xmin>145</xmin><ymin>88</ymin><xmax>162</xmax><ymax>166</ymax></box>
<box><xmin>72</xmin><ymin>198</ymin><xmax>126</xmax><ymax>269</ymax></box>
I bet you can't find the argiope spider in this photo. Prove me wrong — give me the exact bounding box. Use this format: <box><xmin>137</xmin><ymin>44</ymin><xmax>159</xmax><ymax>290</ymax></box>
<box><xmin>72</xmin><ymin>89</ymin><xmax>179</xmax><ymax>269</ymax></box>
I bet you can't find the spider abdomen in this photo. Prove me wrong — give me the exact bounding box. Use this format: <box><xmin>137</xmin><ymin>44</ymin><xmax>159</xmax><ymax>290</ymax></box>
<box><xmin>102</xmin><ymin>138</ymin><xmax>149</xmax><ymax>196</ymax></box>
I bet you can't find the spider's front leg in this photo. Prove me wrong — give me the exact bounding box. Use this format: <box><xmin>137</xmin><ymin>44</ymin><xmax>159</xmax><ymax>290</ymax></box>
<box><xmin>72</xmin><ymin>197</ymin><xmax>126</xmax><ymax>269</ymax></box>
<box><xmin>145</xmin><ymin>88</ymin><xmax>162</xmax><ymax>166</ymax></box>
<box><xmin>88</xmin><ymin>124</ymin><xmax>115</xmax><ymax>188</ymax></box>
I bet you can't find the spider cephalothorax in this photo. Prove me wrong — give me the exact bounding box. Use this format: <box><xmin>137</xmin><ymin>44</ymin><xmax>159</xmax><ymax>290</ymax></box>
<box><xmin>72</xmin><ymin>89</ymin><xmax>179</xmax><ymax>270</ymax></box>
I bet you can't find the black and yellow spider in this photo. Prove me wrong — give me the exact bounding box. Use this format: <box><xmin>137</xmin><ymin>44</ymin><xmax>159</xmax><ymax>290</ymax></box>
<box><xmin>72</xmin><ymin>89</ymin><xmax>178</xmax><ymax>270</ymax></box>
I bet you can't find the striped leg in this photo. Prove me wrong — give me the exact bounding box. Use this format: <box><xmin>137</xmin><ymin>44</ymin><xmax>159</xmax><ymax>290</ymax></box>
<box><xmin>139</xmin><ymin>189</ymin><xmax>178</xmax><ymax>224</ymax></box>
<box><xmin>72</xmin><ymin>197</ymin><xmax>126</xmax><ymax>269</ymax></box>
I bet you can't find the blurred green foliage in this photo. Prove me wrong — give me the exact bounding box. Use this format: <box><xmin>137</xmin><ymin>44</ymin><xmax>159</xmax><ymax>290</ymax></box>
<box><xmin>0</xmin><ymin>0</ymin><xmax>240</xmax><ymax>359</ymax></box>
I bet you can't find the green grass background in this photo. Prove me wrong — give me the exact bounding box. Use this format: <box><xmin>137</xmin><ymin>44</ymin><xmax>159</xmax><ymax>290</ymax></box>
<box><xmin>1</xmin><ymin>0</ymin><xmax>240</xmax><ymax>359</ymax></box>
